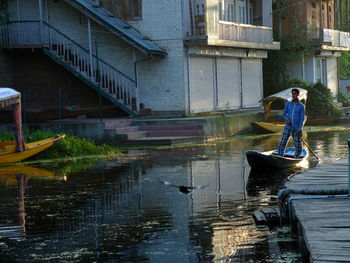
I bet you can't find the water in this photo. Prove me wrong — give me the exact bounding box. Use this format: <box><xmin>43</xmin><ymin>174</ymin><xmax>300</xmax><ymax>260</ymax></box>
<box><xmin>1</xmin><ymin>129</ymin><xmax>350</xmax><ymax>263</ymax></box>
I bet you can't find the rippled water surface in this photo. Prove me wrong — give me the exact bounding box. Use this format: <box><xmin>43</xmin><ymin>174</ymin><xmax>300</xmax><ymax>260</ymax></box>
<box><xmin>1</xmin><ymin>128</ymin><xmax>350</xmax><ymax>262</ymax></box>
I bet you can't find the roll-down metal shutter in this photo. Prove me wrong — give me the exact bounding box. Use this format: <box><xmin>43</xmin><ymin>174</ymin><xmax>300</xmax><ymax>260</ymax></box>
<box><xmin>241</xmin><ymin>58</ymin><xmax>262</xmax><ymax>108</ymax></box>
<box><xmin>189</xmin><ymin>57</ymin><xmax>215</xmax><ymax>112</ymax></box>
<box><xmin>216</xmin><ymin>57</ymin><xmax>241</xmax><ymax>110</ymax></box>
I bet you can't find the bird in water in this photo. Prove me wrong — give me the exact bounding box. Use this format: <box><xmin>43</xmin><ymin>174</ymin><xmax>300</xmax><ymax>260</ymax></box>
<box><xmin>157</xmin><ymin>178</ymin><xmax>208</xmax><ymax>194</ymax></box>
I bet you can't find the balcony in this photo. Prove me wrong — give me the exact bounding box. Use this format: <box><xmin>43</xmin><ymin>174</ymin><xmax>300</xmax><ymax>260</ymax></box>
<box><xmin>308</xmin><ymin>28</ymin><xmax>350</xmax><ymax>49</ymax></box>
<box><xmin>185</xmin><ymin>0</ymin><xmax>279</xmax><ymax>50</ymax></box>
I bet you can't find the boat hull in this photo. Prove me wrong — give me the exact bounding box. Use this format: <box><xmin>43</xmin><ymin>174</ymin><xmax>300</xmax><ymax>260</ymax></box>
<box><xmin>0</xmin><ymin>135</ymin><xmax>64</xmax><ymax>164</ymax></box>
<box><xmin>246</xmin><ymin>147</ymin><xmax>308</xmax><ymax>170</ymax></box>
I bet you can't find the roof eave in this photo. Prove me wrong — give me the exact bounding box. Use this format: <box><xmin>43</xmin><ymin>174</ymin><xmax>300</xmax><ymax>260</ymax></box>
<box><xmin>63</xmin><ymin>0</ymin><xmax>167</xmax><ymax>56</ymax></box>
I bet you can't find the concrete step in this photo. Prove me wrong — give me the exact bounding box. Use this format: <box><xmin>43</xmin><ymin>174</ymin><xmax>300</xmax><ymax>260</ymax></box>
<box><xmin>146</xmin><ymin>130</ymin><xmax>200</xmax><ymax>137</ymax></box>
<box><xmin>104</xmin><ymin>119</ymin><xmax>133</xmax><ymax>129</ymax></box>
<box><xmin>126</xmin><ymin>131</ymin><xmax>148</xmax><ymax>140</ymax></box>
<box><xmin>126</xmin><ymin>136</ymin><xmax>205</xmax><ymax>145</ymax></box>
<box><xmin>115</xmin><ymin>126</ymin><xmax>140</xmax><ymax>134</ymax></box>
<box><xmin>139</xmin><ymin>124</ymin><xmax>203</xmax><ymax>131</ymax></box>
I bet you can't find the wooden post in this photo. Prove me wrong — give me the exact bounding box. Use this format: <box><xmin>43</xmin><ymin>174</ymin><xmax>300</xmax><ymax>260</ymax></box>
<box><xmin>334</xmin><ymin>0</ymin><xmax>337</xmax><ymax>29</ymax></box>
<box><xmin>88</xmin><ymin>19</ymin><xmax>93</xmax><ymax>78</ymax></box>
<box><xmin>347</xmin><ymin>138</ymin><xmax>350</xmax><ymax>194</ymax></box>
<box><xmin>38</xmin><ymin>0</ymin><xmax>43</xmax><ymax>43</ymax></box>
<box><xmin>340</xmin><ymin>0</ymin><xmax>343</xmax><ymax>30</ymax></box>
<box><xmin>347</xmin><ymin>0</ymin><xmax>349</xmax><ymax>31</ymax></box>
<box><xmin>327</xmin><ymin>0</ymin><xmax>329</xmax><ymax>28</ymax></box>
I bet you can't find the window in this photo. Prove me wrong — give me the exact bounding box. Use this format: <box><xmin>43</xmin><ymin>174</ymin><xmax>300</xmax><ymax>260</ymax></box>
<box><xmin>100</xmin><ymin>0</ymin><xmax>142</xmax><ymax>21</ymax></box>
<box><xmin>316</xmin><ymin>58</ymin><xmax>327</xmax><ymax>85</ymax></box>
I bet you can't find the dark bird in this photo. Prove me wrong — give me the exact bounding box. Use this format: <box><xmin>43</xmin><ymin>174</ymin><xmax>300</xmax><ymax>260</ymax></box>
<box><xmin>157</xmin><ymin>178</ymin><xmax>208</xmax><ymax>194</ymax></box>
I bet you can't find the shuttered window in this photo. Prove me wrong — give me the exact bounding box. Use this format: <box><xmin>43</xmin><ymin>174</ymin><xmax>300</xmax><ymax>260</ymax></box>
<box><xmin>100</xmin><ymin>0</ymin><xmax>142</xmax><ymax>21</ymax></box>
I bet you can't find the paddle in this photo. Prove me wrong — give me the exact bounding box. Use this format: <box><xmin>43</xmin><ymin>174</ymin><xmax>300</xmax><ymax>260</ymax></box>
<box><xmin>300</xmin><ymin>136</ymin><xmax>319</xmax><ymax>161</ymax></box>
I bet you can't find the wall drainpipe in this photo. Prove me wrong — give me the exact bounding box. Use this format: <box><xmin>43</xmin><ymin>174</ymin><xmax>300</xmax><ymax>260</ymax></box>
<box><xmin>134</xmin><ymin>54</ymin><xmax>153</xmax><ymax>113</ymax></box>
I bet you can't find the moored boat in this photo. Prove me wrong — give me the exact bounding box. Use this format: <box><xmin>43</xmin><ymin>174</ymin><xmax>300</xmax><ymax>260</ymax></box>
<box><xmin>0</xmin><ymin>135</ymin><xmax>65</xmax><ymax>164</ymax></box>
<box><xmin>246</xmin><ymin>147</ymin><xmax>308</xmax><ymax>170</ymax></box>
<box><xmin>0</xmin><ymin>87</ymin><xmax>65</xmax><ymax>164</ymax></box>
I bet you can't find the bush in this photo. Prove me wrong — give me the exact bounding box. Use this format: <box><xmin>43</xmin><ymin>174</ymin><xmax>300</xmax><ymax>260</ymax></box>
<box><xmin>338</xmin><ymin>90</ymin><xmax>350</xmax><ymax>107</ymax></box>
<box><xmin>288</xmin><ymin>80</ymin><xmax>343</xmax><ymax>119</ymax></box>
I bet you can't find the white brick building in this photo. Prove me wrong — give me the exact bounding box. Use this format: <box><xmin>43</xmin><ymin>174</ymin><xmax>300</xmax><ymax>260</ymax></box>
<box><xmin>0</xmin><ymin>0</ymin><xmax>280</xmax><ymax>116</ymax></box>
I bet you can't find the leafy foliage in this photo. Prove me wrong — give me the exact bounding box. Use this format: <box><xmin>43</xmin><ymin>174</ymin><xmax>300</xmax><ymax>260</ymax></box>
<box><xmin>339</xmin><ymin>52</ymin><xmax>350</xmax><ymax>80</ymax></box>
<box><xmin>338</xmin><ymin>90</ymin><xmax>350</xmax><ymax>107</ymax></box>
<box><xmin>0</xmin><ymin>1</ymin><xmax>10</xmax><ymax>25</ymax></box>
<box><xmin>288</xmin><ymin>80</ymin><xmax>343</xmax><ymax>119</ymax></box>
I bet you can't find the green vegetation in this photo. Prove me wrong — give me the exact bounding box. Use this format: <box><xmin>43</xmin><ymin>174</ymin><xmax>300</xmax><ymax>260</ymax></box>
<box><xmin>288</xmin><ymin>80</ymin><xmax>343</xmax><ymax>119</ymax></box>
<box><xmin>338</xmin><ymin>90</ymin><xmax>350</xmax><ymax>107</ymax></box>
<box><xmin>0</xmin><ymin>1</ymin><xmax>10</xmax><ymax>24</ymax></box>
<box><xmin>0</xmin><ymin>129</ymin><xmax>121</xmax><ymax>160</ymax></box>
<box><xmin>339</xmin><ymin>52</ymin><xmax>350</xmax><ymax>80</ymax></box>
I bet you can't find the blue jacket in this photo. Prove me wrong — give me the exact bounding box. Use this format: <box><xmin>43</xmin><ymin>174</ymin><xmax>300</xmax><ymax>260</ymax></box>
<box><xmin>282</xmin><ymin>100</ymin><xmax>305</xmax><ymax>131</ymax></box>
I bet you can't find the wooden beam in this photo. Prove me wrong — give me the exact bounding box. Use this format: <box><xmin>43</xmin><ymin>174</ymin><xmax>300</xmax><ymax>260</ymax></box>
<box><xmin>347</xmin><ymin>0</ymin><xmax>349</xmax><ymax>31</ymax></box>
<box><xmin>340</xmin><ymin>0</ymin><xmax>343</xmax><ymax>30</ymax></box>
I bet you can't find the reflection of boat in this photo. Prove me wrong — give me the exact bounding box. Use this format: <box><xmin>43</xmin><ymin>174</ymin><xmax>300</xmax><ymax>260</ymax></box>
<box><xmin>0</xmin><ymin>165</ymin><xmax>54</xmax><ymax>185</ymax></box>
<box><xmin>245</xmin><ymin>147</ymin><xmax>308</xmax><ymax>170</ymax></box>
<box><xmin>0</xmin><ymin>135</ymin><xmax>65</xmax><ymax>164</ymax></box>
<box><xmin>0</xmin><ymin>87</ymin><xmax>64</xmax><ymax>164</ymax></box>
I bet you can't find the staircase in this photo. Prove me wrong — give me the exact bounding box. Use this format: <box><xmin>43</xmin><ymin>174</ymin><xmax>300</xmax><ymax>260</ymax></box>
<box><xmin>104</xmin><ymin>119</ymin><xmax>205</xmax><ymax>145</ymax></box>
<box><xmin>0</xmin><ymin>21</ymin><xmax>139</xmax><ymax>116</ymax></box>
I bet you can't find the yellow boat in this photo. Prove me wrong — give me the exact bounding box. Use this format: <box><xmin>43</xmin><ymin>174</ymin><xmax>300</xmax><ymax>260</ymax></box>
<box><xmin>0</xmin><ymin>87</ymin><xmax>65</xmax><ymax>164</ymax></box>
<box><xmin>0</xmin><ymin>135</ymin><xmax>65</xmax><ymax>164</ymax></box>
<box><xmin>251</xmin><ymin>88</ymin><xmax>308</xmax><ymax>134</ymax></box>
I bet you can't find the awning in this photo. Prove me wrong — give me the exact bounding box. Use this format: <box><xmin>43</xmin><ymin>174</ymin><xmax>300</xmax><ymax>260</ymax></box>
<box><xmin>0</xmin><ymin>88</ymin><xmax>21</xmax><ymax>109</ymax></box>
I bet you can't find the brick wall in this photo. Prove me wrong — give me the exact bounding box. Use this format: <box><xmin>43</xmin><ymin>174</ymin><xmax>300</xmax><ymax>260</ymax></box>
<box><xmin>0</xmin><ymin>50</ymin><xmax>14</xmax><ymax>87</ymax></box>
<box><xmin>129</xmin><ymin>0</ymin><xmax>187</xmax><ymax>112</ymax></box>
<box><xmin>9</xmin><ymin>50</ymin><xmax>116</xmax><ymax>111</ymax></box>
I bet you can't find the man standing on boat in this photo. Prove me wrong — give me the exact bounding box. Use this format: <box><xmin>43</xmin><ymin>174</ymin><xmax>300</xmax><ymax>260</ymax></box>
<box><xmin>278</xmin><ymin>88</ymin><xmax>305</xmax><ymax>158</ymax></box>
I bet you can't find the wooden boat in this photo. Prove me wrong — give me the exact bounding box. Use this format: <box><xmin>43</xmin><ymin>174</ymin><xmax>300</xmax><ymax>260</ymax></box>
<box><xmin>0</xmin><ymin>87</ymin><xmax>65</xmax><ymax>164</ymax></box>
<box><xmin>0</xmin><ymin>135</ymin><xmax>65</xmax><ymax>164</ymax></box>
<box><xmin>246</xmin><ymin>147</ymin><xmax>308</xmax><ymax>170</ymax></box>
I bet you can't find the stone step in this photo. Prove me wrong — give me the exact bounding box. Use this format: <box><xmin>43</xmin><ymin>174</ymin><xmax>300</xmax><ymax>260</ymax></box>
<box><xmin>146</xmin><ymin>130</ymin><xmax>200</xmax><ymax>137</ymax></box>
<box><xmin>126</xmin><ymin>131</ymin><xmax>148</xmax><ymax>140</ymax></box>
<box><xmin>139</xmin><ymin>124</ymin><xmax>203</xmax><ymax>131</ymax></box>
<box><xmin>104</xmin><ymin>119</ymin><xmax>133</xmax><ymax>129</ymax></box>
<box><xmin>126</xmin><ymin>136</ymin><xmax>205</xmax><ymax>145</ymax></box>
<box><xmin>115</xmin><ymin>126</ymin><xmax>140</xmax><ymax>134</ymax></box>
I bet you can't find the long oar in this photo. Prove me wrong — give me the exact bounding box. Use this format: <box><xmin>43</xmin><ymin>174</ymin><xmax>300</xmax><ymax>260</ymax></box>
<box><xmin>300</xmin><ymin>137</ymin><xmax>319</xmax><ymax>161</ymax></box>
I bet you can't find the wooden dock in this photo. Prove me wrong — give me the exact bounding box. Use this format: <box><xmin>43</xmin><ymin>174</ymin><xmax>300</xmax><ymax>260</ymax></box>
<box><xmin>279</xmin><ymin>159</ymin><xmax>350</xmax><ymax>263</ymax></box>
<box><xmin>290</xmin><ymin>198</ymin><xmax>350</xmax><ymax>263</ymax></box>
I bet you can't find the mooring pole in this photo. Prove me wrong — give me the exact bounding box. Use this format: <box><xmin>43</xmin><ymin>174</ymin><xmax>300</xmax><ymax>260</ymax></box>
<box><xmin>348</xmin><ymin>139</ymin><xmax>350</xmax><ymax>194</ymax></box>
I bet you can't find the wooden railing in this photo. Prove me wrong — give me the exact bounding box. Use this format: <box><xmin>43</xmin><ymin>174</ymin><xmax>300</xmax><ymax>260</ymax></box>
<box><xmin>307</xmin><ymin>28</ymin><xmax>350</xmax><ymax>48</ymax></box>
<box><xmin>219</xmin><ymin>21</ymin><xmax>273</xmax><ymax>44</ymax></box>
<box><xmin>0</xmin><ymin>21</ymin><xmax>139</xmax><ymax>113</ymax></box>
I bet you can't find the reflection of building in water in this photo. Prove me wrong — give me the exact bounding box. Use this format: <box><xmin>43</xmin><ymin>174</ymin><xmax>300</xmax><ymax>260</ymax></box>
<box><xmin>191</xmin><ymin>155</ymin><xmax>250</xmax><ymax>212</ymax></box>
<box><xmin>211</xmin><ymin>220</ymin><xmax>269</xmax><ymax>262</ymax></box>
<box><xmin>0</xmin><ymin>154</ymin><xmax>264</xmax><ymax>262</ymax></box>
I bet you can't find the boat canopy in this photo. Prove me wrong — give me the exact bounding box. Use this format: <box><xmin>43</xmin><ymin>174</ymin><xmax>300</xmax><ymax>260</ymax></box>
<box><xmin>0</xmin><ymin>88</ymin><xmax>21</xmax><ymax>109</ymax></box>
<box><xmin>260</xmin><ymin>88</ymin><xmax>307</xmax><ymax>119</ymax></box>
<box><xmin>0</xmin><ymin>87</ymin><xmax>25</xmax><ymax>152</ymax></box>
